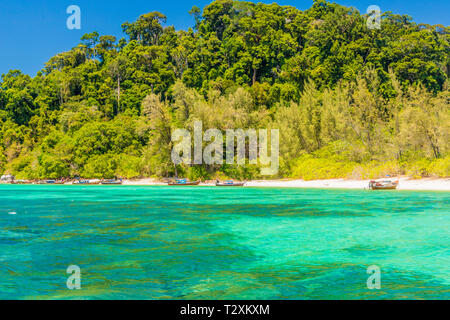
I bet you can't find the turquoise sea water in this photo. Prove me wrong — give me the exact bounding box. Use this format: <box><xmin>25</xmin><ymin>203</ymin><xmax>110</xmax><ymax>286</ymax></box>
<box><xmin>0</xmin><ymin>185</ymin><xmax>449</xmax><ymax>300</ymax></box>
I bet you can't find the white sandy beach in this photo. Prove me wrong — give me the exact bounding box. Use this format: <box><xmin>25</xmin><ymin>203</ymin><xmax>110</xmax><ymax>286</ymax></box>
<box><xmin>123</xmin><ymin>177</ymin><xmax>450</xmax><ymax>191</ymax></box>
<box><xmin>245</xmin><ymin>178</ymin><xmax>450</xmax><ymax>191</ymax></box>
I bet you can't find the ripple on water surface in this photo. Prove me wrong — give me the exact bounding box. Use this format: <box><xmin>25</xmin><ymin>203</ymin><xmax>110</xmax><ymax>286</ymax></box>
<box><xmin>0</xmin><ymin>185</ymin><xmax>449</xmax><ymax>299</ymax></box>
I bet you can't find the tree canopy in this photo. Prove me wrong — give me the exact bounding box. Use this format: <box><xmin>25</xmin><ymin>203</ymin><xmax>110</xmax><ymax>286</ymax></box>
<box><xmin>1</xmin><ymin>0</ymin><xmax>449</xmax><ymax>180</ymax></box>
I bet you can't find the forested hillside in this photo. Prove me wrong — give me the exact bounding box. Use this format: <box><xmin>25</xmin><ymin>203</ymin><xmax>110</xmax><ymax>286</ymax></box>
<box><xmin>1</xmin><ymin>0</ymin><xmax>449</xmax><ymax>180</ymax></box>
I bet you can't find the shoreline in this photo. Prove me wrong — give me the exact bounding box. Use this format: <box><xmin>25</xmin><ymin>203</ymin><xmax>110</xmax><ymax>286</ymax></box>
<box><xmin>122</xmin><ymin>177</ymin><xmax>450</xmax><ymax>191</ymax></box>
<box><xmin>2</xmin><ymin>177</ymin><xmax>449</xmax><ymax>191</ymax></box>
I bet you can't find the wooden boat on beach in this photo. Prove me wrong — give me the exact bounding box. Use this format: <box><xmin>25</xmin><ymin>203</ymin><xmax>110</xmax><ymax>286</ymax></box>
<box><xmin>215</xmin><ymin>180</ymin><xmax>245</xmax><ymax>187</ymax></box>
<box><xmin>369</xmin><ymin>179</ymin><xmax>399</xmax><ymax>190</ymax></box>
<box><xmin>73</xmin><ymin>179</ymin><xmax>101</xmax><ymax>185</ymax></box>
<box><xmin>12</xmin><ymin>180</ymin><xmax>33</xmax><ymax>184</ymax></box>
<box><xmin>168</xmin><ymin>179</ymin><xmax>200</xmax><ymax>186</ymax></box>
<box><xmin>100</xmin><ymin>179</ymin><xmax>123</xmax><ymax>185</ymax></box>
<box><xmin>36</xmin><ymin>179</ymin><xmax>66</xmax><ymax>185</ymax></box>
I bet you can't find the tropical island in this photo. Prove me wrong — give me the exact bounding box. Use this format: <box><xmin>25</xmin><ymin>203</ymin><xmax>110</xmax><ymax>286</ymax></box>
<box><xmin>1</xmin><ymin>1</ymin><xmax>450</xmax><ymax>302</ymax></box>
<box><xmin>0</xmin><ymin>0</ymin><xmax>449</xmax><ymax>185</ymax></box>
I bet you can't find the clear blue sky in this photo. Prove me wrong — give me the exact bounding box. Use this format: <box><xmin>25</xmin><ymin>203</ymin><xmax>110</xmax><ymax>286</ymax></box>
<box><xmin>1</xmin><ymin>0</ymin><xmax>449</xmax><ymax>77</ymax></box>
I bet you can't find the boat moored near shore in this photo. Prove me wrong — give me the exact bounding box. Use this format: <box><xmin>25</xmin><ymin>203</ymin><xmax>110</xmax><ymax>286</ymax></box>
<box><xmin>36</xmin><ymin>179</ymin><xmax>67</xmax><ymax>185</ymax></box>
<box><xmin>101</xmin><ymin>179</ymin><xmax>123</xmax><ymax>185</ymax></box>
<box><xmin>73</xmin><ymin>178</ymin><xmax>101</xmax><ymax>185</ymax></box>
<box><xmin>12</xmin><ymin>180</ymin><xmax>33</xmax><ymax>184</ymax></box>
<box><xmin>369</xmin><ymin>179</ymin><xmax>399</xmax><ymax>190</ymax></box>
<box><xmin>215</xmin><ymin>180</ymin><xmax>245</xmax><ymax>187</ymax></box>
<box><xmin>168</xmin><ymin>179</ymin><xmax>200</xmax><ymax>186</ymax></box>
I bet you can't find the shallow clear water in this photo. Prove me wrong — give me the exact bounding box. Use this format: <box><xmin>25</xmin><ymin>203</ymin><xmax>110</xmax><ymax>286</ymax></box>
<box><xmin>0</xmin><ymin>185</ymin><xmax>449</xmax><ymax>300</ymax></box>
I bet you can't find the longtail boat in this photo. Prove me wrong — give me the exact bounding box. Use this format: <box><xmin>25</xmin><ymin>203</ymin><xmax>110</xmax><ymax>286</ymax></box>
<box><xmin>36</xmin><ymin>179</ymin><xmax>66</xmax><ymax>185</ymax></box>
<box><xmin>101</xmin><ymin>179</ymin><xmax>123</xmax><ymax>185</ymax></box>
<box><xmin>12</xmin><ymin>180</ymin><xmax>33</xmax><ymax>185</ymax></box>
<box><xmin>216</xmin><ymin>180</ymin><xmax>245</xmax><ymax>187</ymax></box>
<box><xmin>73</xmin><ymin>179</ymin><xmax>101</xmax><ymax>185</ymax></box>
<box><xmin>369</xmin><ymin>179</ymin><xmax>399</xmax><ymax>190</ymax></box>
<box><xmin>168</xmin><ymin>179</ymin><xmax>200</xmax><ymax>186</ymax></box>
